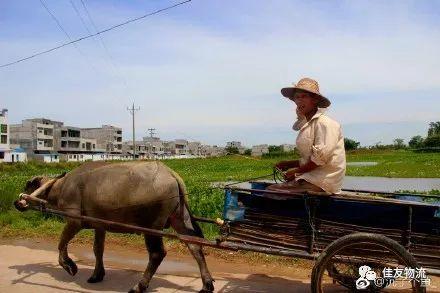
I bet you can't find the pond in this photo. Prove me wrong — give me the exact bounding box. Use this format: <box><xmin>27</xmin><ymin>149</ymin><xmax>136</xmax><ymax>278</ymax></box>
<box><xmin>343</xmin><ymin>176</ymin><xmax>440</xmax><ymax>193</ymax></box>
<box><xmin>346</xmin><ymin>161</ymin><xmax>378</xmax><ymax>167</ymax></box>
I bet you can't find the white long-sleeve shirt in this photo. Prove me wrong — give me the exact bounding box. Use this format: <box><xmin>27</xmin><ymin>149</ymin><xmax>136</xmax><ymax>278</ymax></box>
<box><xmin>293</xmin><ymin>108</ymin><xmax>346</xmax><ymax>194</ymax></box>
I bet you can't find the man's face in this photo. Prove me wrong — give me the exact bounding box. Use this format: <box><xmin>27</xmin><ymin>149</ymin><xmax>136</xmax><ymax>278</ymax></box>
<box><xmin>294</xmin><ymin>92</ymin><xmax>318</xmax><ymax>116</ymax></box>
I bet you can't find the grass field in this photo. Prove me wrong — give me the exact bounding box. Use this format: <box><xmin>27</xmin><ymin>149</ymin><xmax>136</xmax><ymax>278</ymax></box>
<box><xmin>1</xmin><ymin>149</ymin><xmax>439</xmax><ymax>241</ymax></box>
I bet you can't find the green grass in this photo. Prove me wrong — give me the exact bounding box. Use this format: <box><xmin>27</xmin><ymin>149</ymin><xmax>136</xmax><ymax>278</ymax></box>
<box><xmin>0</xmin><ymin>157</ymin><xmax>281</xmax><ymax>239</ymax></box>
<box><xmin>0</xmin><ymin>150</ymin><xmax>439</xmax><ymax>240</ymax></box>
<box><xmin>346</xmin><ymin>149</ymin><xmax>440</xmax><ymax>177</ymax></box>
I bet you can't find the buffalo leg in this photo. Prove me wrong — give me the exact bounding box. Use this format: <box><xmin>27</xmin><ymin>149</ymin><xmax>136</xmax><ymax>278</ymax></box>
<box><xmin>88</xmin><ymin>228</ymin><xmax>106</xmax><ymax>283</ymax></box>
<box><xmin>170</xmin><ymin>207</ymin><xmax>214</xmax><ymax>293</ymax></box>
<box><xmin>58</xmin><ymin>220</ymin><xmax>81</xmax><ymax>276</ymax></box>
<box><xmin>129</xmin><ymin>235</ymin><xmax>166</xmax><ymax>293</ymax></box>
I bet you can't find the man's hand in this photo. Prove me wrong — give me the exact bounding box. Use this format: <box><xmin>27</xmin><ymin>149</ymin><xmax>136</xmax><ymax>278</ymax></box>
<box><xmin>275</xmin><ymin>160</ymin><xmax>299</xmax><ymax>171</ymax></box>
<box><xmin>283</xmin><ymin>168</ymin><xmax>299</xmax><ymax>181</ymax></box>
<box><xmin>275</xmin><ymin>161</ymin><xmax>290</xmax><ymax>171</ymax></box>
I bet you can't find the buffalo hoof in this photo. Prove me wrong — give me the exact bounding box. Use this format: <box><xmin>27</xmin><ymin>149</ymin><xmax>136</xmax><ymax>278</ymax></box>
<box><xmin>199</xmin><ymin>280</ymin><xmax>214</xmax><ymax>293</ymax></box>
<box><xmin>87</xmin><ymin>270</ymin><xmax>105</xmax><ymax>283</ymax></box>
<box><xmin>128</xmin><ymin>282</ymin><xmax>147</xmax><ymax>293</ymax></box>
<box><xmin>59</xmin><ymin>257</ymin><xmax>78</xmax><ymax>276</ymax></box>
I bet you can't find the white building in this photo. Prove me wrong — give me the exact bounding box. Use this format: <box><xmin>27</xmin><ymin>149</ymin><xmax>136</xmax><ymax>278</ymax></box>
<box><xmin>5</xmin><ymin>146</ymin><xmax>27</xmax><ymax>162</ymax></box>
<box><xmin>0</xmin><ymin>109</ymin><xmax>10</xmax><ymax>162</ymax></box>
<box><xmin>251</xmin><ymin>144</ymin><xmax>269</xmax><ymax>157</ymax></box>
<box><xmin>226</xmin><ymin>141</ymin><xmax>242</xmax><ymax>148</ymax></box>
<box><xmin>62</xmin><ymin>153</ymin><xmax>123</xmax><ymax>162</ymax></box>
<box><xmin>188</xmin><ymin>141</ymin><xmax>202</xmax><ymax>156</ymax></box>
<box><xmin>201</xmin><ymin>145</ymin><xmax>225</xmax><ymax>157</ymax></box>
<box><xmin>226</xmin><ymin>141</ymin><xmax>247</xmax><ymax>154</ymax></box>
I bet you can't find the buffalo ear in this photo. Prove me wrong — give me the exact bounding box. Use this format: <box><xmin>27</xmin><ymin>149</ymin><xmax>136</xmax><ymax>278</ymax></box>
<box><xmin>25</xmin><ymin>176</ymin><xmax>43</xmax><ymax>194</ymax></box>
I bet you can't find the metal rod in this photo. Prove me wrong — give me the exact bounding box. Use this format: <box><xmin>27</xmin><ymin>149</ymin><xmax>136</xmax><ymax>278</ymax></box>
<box><xmin>228</xmin><ymin>187</ymin><xmax>438</xmax><ymax>207</ymax></box>
<box><xmin>220</xmin><ymin>241</ymin><xmax>318</xmax><ymax>260</ymax></box>
<box><xmin>342</xmin><ymin>188</ymin><xmax>440</xmax><ymax>200</ymax></box>
<box><xmin>192</xmin><ymin>216</ymin><xmax>220</xmax><ymax>224</ymax></box>
<box><xmin>223</xmin><ymin>173</ymin><xmax>274</xmax><ymax>187</ymax></box>
<box><xmin>308</xmin><ymin>198</ymin><xmax>317</xmax><ymax>254</ymax></box>
<box><xmin>29</xmin><ymin>206</ymin><xmax>232</xmax><ymax>250</ymax></box>
<box><xmin>406</xmin><ymin>206</ymin><xmax>412</xmax><ymax>250</ymax></box>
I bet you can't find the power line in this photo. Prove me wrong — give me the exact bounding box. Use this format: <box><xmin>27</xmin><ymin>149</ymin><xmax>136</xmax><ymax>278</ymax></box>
<box><xmin>69</xmin><ymin>0</ymin><xmax>130</xmax><ymax>99</ymax></box>
<box><xmin>39</xmin><ymin>0</ymin><xmax>97</xmax><ymax>72</ymax></box>
<box><xmin>78</xmin><ymin>0</ymin><xmax>130</xmax><ymax>92</ymax></box>
<box><xmin>1</xmin><ymin>0</ymin><xmax>191</xmax><ymax>69</ymax></box>
<box><xmin>40</xmin><ymin>0</ymin><xmax>73</xmax><ymax>40</ymax></box>
<box><xmin>69</xmin><ymin>0</ymin><xmax>92</xmax><ymax>35</ymax></box>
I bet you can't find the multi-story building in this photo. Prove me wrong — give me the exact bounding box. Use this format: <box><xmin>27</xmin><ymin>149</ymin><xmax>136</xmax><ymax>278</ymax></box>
<box><xmin>162</xmin><ymin>139</ymin><xmax>189</xmax><ymax>156</ymax></box>
<box><xmin>226</xmin><ymin>141</ymin><xmax>246</xmax><ymax>154</ymax></box>
<box><xmin>143</xmin><ymin>137</ymin><xmax>165</xmax><ymax>158</ymax></box>
<box><xmin>188</xmin><ymin>141</ymin><xmax>202</xmax><ymax>156</ymax></box>
<box><xmin>10</xmin><ymin>118</ymin><xmax>59</xmax><ymax>162</ymax></box>
<box><xmin>82</xmin><ymin>125</ymin><xmax>122</xmax><ymax>154</ymax></box>
<box><xmin>123</xmin><ymin>137</ymin><xmax>206</xmax><ymax>159</ymax></box>
<box><xmin>226</xmin><ymin>141</ymin><xmax>242</xmax><ymax>149</ymax></box>
<box><xmin>122</xmin><ymin>141</ymin><xmax>149</xmax><ymax>160</ymax></box>
<box><xmin>0</xmin><ymin>109</ymin><xmax>10</xmax><ymax>162</ymax></box>
<box><xmin>55</xmin><ymin>125</ymin><xmax>107</xmax><ymax>162</ymax></box>
<box><xmin>201</xmin><ymin>145</ymin><xmax>225</xmax><ymax>157</ymax></box>
<box><xmin>10</xmin><ymin>118</ymin><xmax>120</xmax><ymax>162</ymax></box>
<box><xmin>251</xmin><ymin>144</ymin><xmax>269</xmax><ymax>157</ymax></box>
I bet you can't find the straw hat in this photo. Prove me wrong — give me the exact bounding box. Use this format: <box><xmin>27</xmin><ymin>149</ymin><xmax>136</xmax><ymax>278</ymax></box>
<box><xmin>281</xmin><ymin>77</ymin><xmax>331</xmax><ymax>108</ymax></box>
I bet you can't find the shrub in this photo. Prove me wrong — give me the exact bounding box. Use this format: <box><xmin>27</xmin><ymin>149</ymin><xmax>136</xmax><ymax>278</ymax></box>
<box><xmin>344</xmin><ymin>138</ymin><xmax>360</xmax><ymax>151</ymax></box>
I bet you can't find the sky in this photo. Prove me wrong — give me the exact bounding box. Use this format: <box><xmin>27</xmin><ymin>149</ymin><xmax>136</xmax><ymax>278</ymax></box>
<box><xmin>1</xmin><ymin>0</ymin><xmax>439</xmax><ymax>147</ymax></box>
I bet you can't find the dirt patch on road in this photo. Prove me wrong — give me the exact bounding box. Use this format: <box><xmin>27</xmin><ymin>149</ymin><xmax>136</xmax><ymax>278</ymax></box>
<box><xmin>0</xmin><ymin>236</ymin><xmax>313</xmax><ymax>280</ymax></box>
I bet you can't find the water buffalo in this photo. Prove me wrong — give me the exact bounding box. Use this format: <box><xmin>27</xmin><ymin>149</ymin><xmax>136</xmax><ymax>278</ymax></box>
<box><xmin>14</xmin><ymin>161</ymin><xmax>214</xmax><ymax>293</ymax></box>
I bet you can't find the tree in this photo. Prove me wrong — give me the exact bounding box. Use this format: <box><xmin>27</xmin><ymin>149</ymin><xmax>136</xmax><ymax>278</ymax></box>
<box><xmin>268</xmin><ymin>145</ymin><xmax>282</xmax><ymax>153</ymax></box>
<box><xmin>393</xmin><ymin>138</ymin><xmax>406</xmax><ymax>149</ymax></box>
<box><xmin>423</xmin><ymin>135</ymin><xmax>440</xmax><ymax>148</ymax></box>
<box><xmin>428</xmin><ymin>121</ymin><xmax>440</xmax><ymax>137</ymax></box>
<box><xmin>225</xmin><ymin>146</ymin><xmax>239</xmax><ymax>155</ymax></box>
<box><xmin>408</xmin><ymin>135</ymin><xmax>424</xmax><ymax>149</ymax></box>
<box><xmin>344</xmin><ymin>138</ymin><xmax>360</xmax><ymax>151</ymax></box>
<box><xmin>244</xmin><ymin>149</ymin><xmax>252</xmax><ymax>156</ymax></box>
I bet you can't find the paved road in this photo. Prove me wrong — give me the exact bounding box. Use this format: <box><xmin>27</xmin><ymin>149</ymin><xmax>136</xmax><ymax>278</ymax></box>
<box><xmin>0</xmin><ymin>239</ymin><xmax>311</xmax><ymax>293</ymax></box>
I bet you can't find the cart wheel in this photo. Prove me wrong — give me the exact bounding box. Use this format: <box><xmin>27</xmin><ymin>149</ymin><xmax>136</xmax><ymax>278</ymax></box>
<box><xmin>311</xmin><ymin>233</ymin><xmax>426</xmax><ymax>293</ymax></box>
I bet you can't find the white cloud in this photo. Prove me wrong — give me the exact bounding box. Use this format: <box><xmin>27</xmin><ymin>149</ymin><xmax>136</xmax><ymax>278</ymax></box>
<box><xmin>1</xmin><ymin>0</ymin><xmax>439</xmax><ymax>145</ymax></box>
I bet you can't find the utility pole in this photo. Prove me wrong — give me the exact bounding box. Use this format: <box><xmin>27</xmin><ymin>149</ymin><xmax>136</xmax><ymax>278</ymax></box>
<box><xmin>127</xmin><ymin>103</ymin><xmax>140</xmax><ymax>160</ymax></box>
<box><xmin>147</xmin><ymin>128</ymin><xmax>156</xmax><ymax>138</ymax></box>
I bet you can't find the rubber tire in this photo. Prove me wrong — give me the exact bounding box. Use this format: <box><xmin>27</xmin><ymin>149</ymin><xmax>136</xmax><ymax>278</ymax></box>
<box><xmin>311</xmin><ymin>232</ymin><xmax>426</xmax><ymax>293</ymax></box>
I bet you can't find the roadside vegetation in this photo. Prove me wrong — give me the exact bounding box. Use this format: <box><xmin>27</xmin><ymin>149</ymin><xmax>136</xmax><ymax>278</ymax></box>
<box><xmin>1</xmin><ymin>149</ymin><xmax>439</xmax><ymax>242</ymax></box>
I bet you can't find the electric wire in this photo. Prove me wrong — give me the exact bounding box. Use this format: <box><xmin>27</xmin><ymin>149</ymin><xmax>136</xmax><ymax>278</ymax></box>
<box><xmin>38</xmin><ymin>0</ymin><xmax>98</xmax><ymax>72</ymax></box>
<box><xmin>0</xmin><ymin>0</ymin><xmax>191</xmax><ymax>68</ymax></box>
<box><xmin>78</xmin><ymin>0</ymin><xmax>130</xmax><ymax>91</ymax></box>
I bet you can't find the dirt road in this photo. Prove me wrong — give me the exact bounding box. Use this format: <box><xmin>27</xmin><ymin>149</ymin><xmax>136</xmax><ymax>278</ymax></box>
<box><xmin>1</xmin><ymin>238</ymin><xmax>439</xmax><ymax>292</ymax></box>
<box><xmin>0</xmin><ymin>238</ymin><xmax>312</xmax><ymax>292</ymax></box>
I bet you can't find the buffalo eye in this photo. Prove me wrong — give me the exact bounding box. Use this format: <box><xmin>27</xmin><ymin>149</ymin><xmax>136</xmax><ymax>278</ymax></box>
<box><xmin>25</xmin><ymin>177</ymin><xmax>42</xmax><ymax>193</ymax></box>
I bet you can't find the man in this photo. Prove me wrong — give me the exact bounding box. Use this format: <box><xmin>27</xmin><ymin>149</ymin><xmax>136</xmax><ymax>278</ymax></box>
<box><xmin>267</xmin><ymin>77</ymin><xmax>346</xmax><ymax>194</ymax></box>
